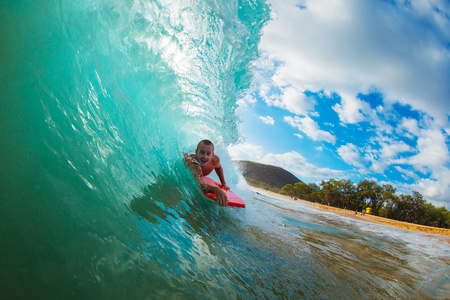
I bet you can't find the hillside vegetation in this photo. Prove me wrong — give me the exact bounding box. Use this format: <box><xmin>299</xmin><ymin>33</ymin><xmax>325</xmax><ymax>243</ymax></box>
<box><xmin>235</xmin><ymin>160</ymin><xmax>449</xmax><ymax>229</ymax></box>
<box><xmin>234</xmin><ymin>160</ymin><xmax>302</xmax><ymax>192</ymax></box>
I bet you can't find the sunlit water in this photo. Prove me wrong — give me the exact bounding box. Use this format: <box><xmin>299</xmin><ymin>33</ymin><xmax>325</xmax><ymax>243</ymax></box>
<box><xmin>1</xmin><ymin>0</ymin><xmax>449</xmax><ymax>299</ymax></box>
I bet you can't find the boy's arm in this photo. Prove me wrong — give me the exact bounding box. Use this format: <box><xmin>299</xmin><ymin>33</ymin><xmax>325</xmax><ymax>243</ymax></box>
<box><xmin>214</xmin><ymin>164</ymin><xmax>229</xmax><ymax>190</ymax></box>
<box><xmin>212</xmin><ymin>155</ymin><xmax>229</xmax><ymax>189</ymax></box>
<box><xmin>183</xmin><ymin>154</ymin><xmax>202</xmax><ymax>180</ymax></box>
<box><xmin>184</xmin><ymin>154</ymin><xmax>228</xmax><ymax>206</ymax></box>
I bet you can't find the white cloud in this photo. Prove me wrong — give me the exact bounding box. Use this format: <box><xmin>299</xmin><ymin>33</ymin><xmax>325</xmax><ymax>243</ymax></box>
<box><xmin>332</xmin><ymin>93</ymin><xmax>368</xmax><ymax>124</ymax></box>
<box><xmin>280</xmin><ymin>86</ymin><xmax>315</xmax><ymax>116</ymax></box>
<box><xmin>394</xmin><ymin>166</ymin><xmax>420</xmax><ymax>181</ymax></box>
<box><xmin>284</xmin><ymin>115</ymin><xmax>336</xmax><ymax>144</ymax></box>
<box><xmin>357</xmin><ymin>139</ymin><xmax>413</xmax><ymax>173</ymax></box>
<box><xmin>337</xmin><ymin>143</ymin><xmax>366</xmax><ymax>169</ymax></box>
<box><xmin>338</xmin><ymin>137</ymin><xmax>415</xmax><ymax>172</ymax></box>
<box><xmin>399</xmin><ymin>117</ymin><xmax>421</xmax><ymax>137</ymax></box>
<box><xmin>262</xmin><ymin>0</ymin><xmax>450</xmax><ymax>124</ymax></box>
<box><xmin>379</xmin><ymin>140</ymin><xmax>414</xmax><ymax>161</ymax></box>
<box><xmin>406</xmin><ymin>128</ymin><xmax>450</xmax><ymax>171</ymax></box>
<box><xmin>259</xmin><ymin>85</ymin><xmax>315</xmax><ymax>116</ymax></box>
<box><xmin>227</xmin><ymin>143</ymin><xmax>264</xmax><ymax>161</ymax></box>
<box><xmin>259</xmin><ymin>116</ymin><xmax>275</xmax><ymax>125</ymax></box>
<box><xmin>237</xmin><ymin>93</ymin><xmax>257</xmax><ymax>107</ymax></box>
<box><xmin>398</xmin><ymin>167</ymin><xmax>450</xmax><ymax>208</ymax></box>
<box><xmin>260</xmin><ymin>151</ymin><xmax>344</xmax><ymax>180</ymax></box>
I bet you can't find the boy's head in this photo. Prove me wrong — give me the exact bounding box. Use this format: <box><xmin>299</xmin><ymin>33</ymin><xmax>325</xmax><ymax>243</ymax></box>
<box><xmin>195</xmin><ymin>140</ymin><xmax>214</xmax><ymax>166</ymax></box>
<box><xmin>196</xmin><ymin>139</ymin><xmax>214</xmax><ymax>152</ymax></box>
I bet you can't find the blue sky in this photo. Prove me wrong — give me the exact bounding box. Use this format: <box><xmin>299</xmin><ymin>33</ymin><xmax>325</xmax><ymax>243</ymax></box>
<box><xmin>228</xmin><ymin>0</ymin><xmax>450</xmax><ymax>208</ymax></box>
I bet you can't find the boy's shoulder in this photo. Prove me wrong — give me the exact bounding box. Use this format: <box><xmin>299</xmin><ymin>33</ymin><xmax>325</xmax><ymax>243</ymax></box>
<box><xmin>211</xmin><ymin>153</ymin><xmax>220</xmax><ymax>165</ymax></box>
<box><xmin>183</xmin><ymin>153</ymin><xmax>202</xmax><ymax>171</ymax></box>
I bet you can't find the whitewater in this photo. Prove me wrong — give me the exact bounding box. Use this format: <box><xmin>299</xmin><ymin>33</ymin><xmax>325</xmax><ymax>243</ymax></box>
<box><xmin>1</xmin><ymin>0</ymin><xmax>449</xmax><ymax>299</ymax></box>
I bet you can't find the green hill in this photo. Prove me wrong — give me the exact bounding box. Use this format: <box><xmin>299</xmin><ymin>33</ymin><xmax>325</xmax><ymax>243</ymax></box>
<box><xmin>234</xmin><ymin>160</ymin><xmax>302</xmax><ymax>191</ymax></box>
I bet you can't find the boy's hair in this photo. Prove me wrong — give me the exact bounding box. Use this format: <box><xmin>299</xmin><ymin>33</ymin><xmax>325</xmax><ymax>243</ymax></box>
<box><xmin>196</xmin><ymin>139</ymin><xmax>214</xmax><ymax>152</ymax></box>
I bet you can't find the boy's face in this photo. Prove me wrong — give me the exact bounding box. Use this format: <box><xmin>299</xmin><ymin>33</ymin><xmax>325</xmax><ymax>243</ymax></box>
<box><xmin>195</xmin><ymin>143</ymin><xmax>214</xmax><ymax>166</ymax></box>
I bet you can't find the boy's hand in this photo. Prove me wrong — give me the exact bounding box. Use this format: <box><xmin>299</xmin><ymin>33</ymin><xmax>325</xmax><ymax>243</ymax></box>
<box><xmin>221</xmin><ymin>184</ymin><xmax>230</xmax><ymax>190</ymax></box>
<box><xmin>214</xmin><ymin>188</ymin><xmax>228</xmax><ymax>206</ymax></box>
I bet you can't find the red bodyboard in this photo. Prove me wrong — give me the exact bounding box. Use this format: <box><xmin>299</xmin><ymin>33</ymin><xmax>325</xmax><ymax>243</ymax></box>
<box><xmin>203</xmin><ymin>177</ymin><xmax>245</xmax><ymax>208</ymax></box>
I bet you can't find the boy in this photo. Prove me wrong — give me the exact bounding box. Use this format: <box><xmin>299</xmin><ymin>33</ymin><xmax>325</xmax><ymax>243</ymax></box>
<box><xmin>184</xmin><ymin>140</ymin><xmax>229</xmax><ymax>206</ymax></box>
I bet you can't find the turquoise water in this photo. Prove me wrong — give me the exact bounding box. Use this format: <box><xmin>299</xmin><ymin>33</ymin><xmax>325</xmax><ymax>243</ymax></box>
<box><xmin>1</xmin><ymin>0</ymin><xmax>449</xmax><ymax>299</ymax></box>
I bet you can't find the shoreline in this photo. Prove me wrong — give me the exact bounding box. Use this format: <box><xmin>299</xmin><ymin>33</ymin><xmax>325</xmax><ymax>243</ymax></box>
<box><xmin>251</xmin><ymin>187</ymin><xmax>450</xmax><ymax>237</ymax></box>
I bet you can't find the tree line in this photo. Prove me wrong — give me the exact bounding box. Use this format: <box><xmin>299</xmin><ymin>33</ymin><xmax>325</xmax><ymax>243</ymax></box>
<box><xmin>280</xmin><ymin>179</ymin><xmax>450</xmax><ymax>229</ymax></box>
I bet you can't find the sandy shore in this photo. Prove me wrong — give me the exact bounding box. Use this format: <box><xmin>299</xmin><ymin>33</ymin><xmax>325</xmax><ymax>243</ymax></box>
<box><xmin>252</xmin><ymin>187</ymin><xmax>450</xmax><ymax>237</ymax></box>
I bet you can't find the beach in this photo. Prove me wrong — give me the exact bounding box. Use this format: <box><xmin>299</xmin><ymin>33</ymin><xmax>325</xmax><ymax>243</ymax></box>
<box><xmin>252</xmin><ymin>187</ymin><xmax>450</xmax><ymax>237</ymax></box>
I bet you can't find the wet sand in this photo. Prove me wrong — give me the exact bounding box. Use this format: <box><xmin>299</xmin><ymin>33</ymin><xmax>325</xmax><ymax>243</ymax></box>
<box><xmin>252</xmin><ymin>187</ymin><xmax>450</xmax><ymax>237</ymax></box>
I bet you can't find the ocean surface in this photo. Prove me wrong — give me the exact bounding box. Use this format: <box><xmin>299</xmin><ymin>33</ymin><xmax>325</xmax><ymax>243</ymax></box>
<box><xmin>1</xmin><ymin>0</ymin><xmax>449</xmax><ymax>299</ymax></box>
